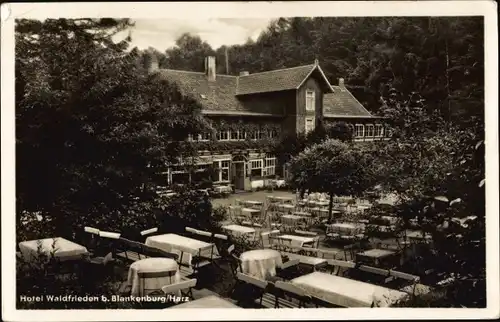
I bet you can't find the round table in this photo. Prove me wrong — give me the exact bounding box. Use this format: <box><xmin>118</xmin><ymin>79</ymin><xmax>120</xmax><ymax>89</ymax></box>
<box><xmin>240</xmin><ymin>249</ymin><xmax>283</xmax><ymax>280</ymax></box>
<box><xmin>127</xmin><ymin>257</ymin><xmax>181</xmax><ymax>296</ymax></box>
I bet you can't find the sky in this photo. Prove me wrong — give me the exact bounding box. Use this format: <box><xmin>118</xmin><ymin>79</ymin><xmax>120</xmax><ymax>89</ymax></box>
<box><xmin>114</xmin><ymin>18</ymin><xmax>274</xmax><ymax>51</ymax></box>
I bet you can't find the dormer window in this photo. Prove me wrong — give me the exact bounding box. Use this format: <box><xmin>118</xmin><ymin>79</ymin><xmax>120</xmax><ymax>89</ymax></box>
<box><xmin>306</xmin><ymin>90</ymin><xmax>315</xmax><ymax>111</ymax></box>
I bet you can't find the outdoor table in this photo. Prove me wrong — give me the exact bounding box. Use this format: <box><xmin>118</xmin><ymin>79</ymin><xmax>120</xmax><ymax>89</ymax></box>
<box><xmin>277</xmin><ymin>204</ymin><xmax>295</xmax><ymax>213</ymax></box>
<box><xmin>293</xmin><ymin>211</ymin><xmax>312</xmax><ymax>217</ymax></box>
<box><xmin>243</xmin><ymin>200</ymin><xmax>263</xmax><ymax>207</ymax></box>
<box><xmin>328</xmin><ymin>223</ymin><xmax>363</xmax><ymax>236</ymax></box>
<box><xmin>145</xmin><ymin>233</ymin><xmax>219</xmax><ymax>267</ymax></box>
<box><xmin>240</xmin><ymin>249</ymin><xmax>283</xmax><ymax>280</ymax></box>
<box><xmin>278</xmin><ymin>234</ymin><xmax>315</xmax><ymax>247</ymax></box>
<box><xmin>274</xmin><ymin>196</ymin><xmax>293</xmax><ymax>204</ymax></box>
<box><xmin>380</xmin><ymin>216</ymin><xmax>399</xmax><ymax>225</ymax></box>
<box><xmin>18</xmin><ymin>237</ymin><xmax>89</xmax><ymax>263</ymax></box>
<box><xmin>242</xmin><ymin>207</ymin><xmax>261</xmax><ymax>217</ymax></box>
<box><xmin>315</xmin><ymin>200</ymin><xmax>330</xmax><ymax>208</ymax></box>
<box><xmin>281</xmin><ymin>214</ymin><xmax>306</xmax><ymax>226</ymax></box>
<box><xmin>222</xmin><ymin>224</ymin><xmax>256</xmax><ymax>237</ymax></box>
<box><xmin>356</xmin><ymin>249</ymin><xmax>398</xmax><ymax>267</ymax></box>
<box><xmin>291</xmin><ymin>271</ymin><xmax>408</xmax><ymax>307</ymax></box>
<box><xmin>168</xmin><ymin>295</ymin><xmax>240</xmax><ymax>308</ymax></box>
<box><xmin>127</xmin><ymin>257</ymin><xmax>181</xmax><ymax>296</ymax></box>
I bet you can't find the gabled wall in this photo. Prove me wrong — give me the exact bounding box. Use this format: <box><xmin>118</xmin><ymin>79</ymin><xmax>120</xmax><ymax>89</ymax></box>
<box><xmin>296</xmin><ymin>75</ymin><xmax>324</xmax><ymax>134</ymax></box>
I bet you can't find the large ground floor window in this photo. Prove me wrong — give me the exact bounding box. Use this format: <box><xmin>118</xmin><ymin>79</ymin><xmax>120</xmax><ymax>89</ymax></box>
<box><xmin>212</xmin><ymin>160</ymin><xmax>230</xmax><ymax>183</ymax></box>
<box><xmin>250</xmin><ymin>155</ymin><xmax>276</xmax><ymax>179</ymax></box>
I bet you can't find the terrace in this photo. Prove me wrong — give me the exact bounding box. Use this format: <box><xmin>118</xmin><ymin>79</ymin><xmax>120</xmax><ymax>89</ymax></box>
<box><xmin>16</xmin><ymin>190</ymin><xmax>444</xmax><ymax>309</ymax></box>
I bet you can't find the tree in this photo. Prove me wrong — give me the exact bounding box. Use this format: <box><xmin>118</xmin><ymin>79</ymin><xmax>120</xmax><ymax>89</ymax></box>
<box><xmin>15</xmin><ymin>18</ymin><xmax>209</xmax><ymax>240</ymax></box>
<box><xmin>288</xmin><ymin>139</ymin><xmax>376</xmax><ymax>222</ymax></box>
<box><xmin>164</xmin><ymin>33</ymin><xmax>216</xmax><ymax>71</ymax></box>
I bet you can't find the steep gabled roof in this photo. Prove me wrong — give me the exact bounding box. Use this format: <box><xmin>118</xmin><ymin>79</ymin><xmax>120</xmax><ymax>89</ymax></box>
<box><xmin>236</xmin><ymin>63</ymin><xmax>334</xmax><ymax>96</ymax></box>
<box><xmin>323</xmin><ymin>86</ymin><xmax>374</xmax><ymax>118</ymax></box>
<box><xmin>156</xmin><ymin>69</ymin><xmax>242</xmax><ymax>111</ymax></box>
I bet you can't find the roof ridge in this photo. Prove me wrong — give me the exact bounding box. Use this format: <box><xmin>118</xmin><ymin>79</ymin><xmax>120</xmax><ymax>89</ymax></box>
<box><xmin>241</xmin><ymin>64</ymin><xmax>315</xmax><ymax>77</ymax></box>
<box><xmin>159</xmin><ymin>69</ymin><xmax>237</xmax><ymax>77</ymax></box>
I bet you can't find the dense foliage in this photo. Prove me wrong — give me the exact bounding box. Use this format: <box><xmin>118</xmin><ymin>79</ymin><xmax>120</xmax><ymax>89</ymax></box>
<box><xmin>15</xmin><ymin>18</ymin><xmax>211</xmax><ymax>240</ymax></box>
<box><xmin>288</xmin><ymin>139</ymin><xmax>376</xmax><ymax>222</ymax></box>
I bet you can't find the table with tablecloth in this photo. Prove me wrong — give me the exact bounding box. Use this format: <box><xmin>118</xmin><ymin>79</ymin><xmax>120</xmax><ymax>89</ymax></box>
<box><xmin>145</xmin><ymin>234</ymin><xmax>219</xmax><ymax>267</ymax></box>
<box><xmin>168</xmin><ymin>295</ymin><xmax>240</xmax><ymax>308</ymax></box>
<box><xmin>281</xmin><ymin>214</ymin><xmax>306</xmax><ymax>226</ymax></box>
<box><xmin>127</xmin><ymin>257</ymin><xmax>181</xmax><ymax>296</ymax></box>
<box><xmin>327</xmin><ymin>223</ymin><xmax>364</xmax><ymax>236</ymax></box>
<box><xmin>278</xmin><ymin>234</ymin><xmax>315</xmax><ymax>248</ymax></box>
<box><xmin>356</xmin><ymin>249</ymin><xmax>399</xmax><ymax>267</ymax></box>
<box><xmin>222</xmin><ymin>224</ymin><xmax>256</xmax><ymax>237</ymax></box>
<box><xmin>240</xmin><ymin>249</ymin><xmax>283</xmax><ymax>280</ymax></box>
<box><xmin>242</xmin><ymin>207</ymin><xmax>261</xmax><ymax>217</ymax></box>
<box><xmin>291</xmin><ymin>272</ymin><xmax>408</xmax><ymax>307</ymax></box>
<box><xmin>277</xmin><ymin>204</ymin><xmax>295</xmax><ymax>213</ymax></box>
<box><xmin>18</xmin><ymin>237</ymin><xmax>89</xmax><ymax>262</ymax></box>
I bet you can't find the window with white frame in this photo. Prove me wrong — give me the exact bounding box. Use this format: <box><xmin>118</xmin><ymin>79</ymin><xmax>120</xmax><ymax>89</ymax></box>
<box><xmin>250</xmin><ymin>159</ymin><xmax>263</xmax><ymax>177</ymax></box>
<box><xmin>355</xmin><ymin>124</ymin><xmax>364</xmax><ymax>137</ymax></box>
<box><xmin>306</xmin><ymin>90</ymin><xmax>315</xmax><ymax>111</ymax></box>
<box><xmin>212</xmin><ymin>160</ymin><xmax>230</xmax><ymax>182</ymax></box>
<box><xmin>230</xmin><ymin>129</ymin><xmax>239</xmax><ymax>141</ymax></box>
<box><xmin>268</xmin><ymin>129</ymin><xmax>278</xmax><ymax>139</ymax></box>
<box><xmin>365</xmin><ymin>124</ymin><xmax>374</xmax><ymax>137</ymax></box>
<box><xmin>375</xmin><ymin>124</ymin><xmax>384</xmax><ymax>137</ymax></box>
<box><xmin>263</xmin><ymin>156</ymin><xmax>276</xmax><ymax>176</ymax></box>
<box><xmin>199</xmin><ymin>132</ymin><xmax>211</xmax><ymax>141</ymax></box>
<box><xmin>305</xmin><ymin>118</ymin><xmax>315</xmax><ymax>134</ymax></box>
<box><xmin>216</xmin><ymin>130</ymin><xmax>229</xmax><ymax>141</ymax></box>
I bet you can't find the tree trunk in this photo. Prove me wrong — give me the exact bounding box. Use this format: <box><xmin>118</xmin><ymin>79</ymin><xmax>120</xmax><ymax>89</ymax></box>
<box><xmin>328</xmin><ymin>192</ymin><xmax>334</xmax><ymax>224</ymax></box>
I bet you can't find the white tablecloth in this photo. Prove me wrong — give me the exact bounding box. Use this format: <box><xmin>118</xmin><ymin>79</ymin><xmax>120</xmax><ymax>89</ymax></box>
<box><xmin>127</xmin><ymin>258</ymin><xmax>181</xmax><ymax>296</ymax></box>
<box><xmin>328</xmin><ymin>223</ymin><xmax>363</xmax><ymax>236</ymax></box>
<box><xmin>18</xmin><ymin>237</ymin><xmax>88</xmax><ymax>262</ymax></box>
<box><xmin>281</xmin><ymin>214</ymin><xmax>305</xmax><ymax>226</ymax></box>
<box><xmin>356</xmin><ymin>249</ymin><xmax>397</xmax><ymax>265</ymax></box>
<box><xmin>292</xmin><ymin>272</ymin><xmax>408</xmax><ymax>307</ymax></box>
<box><xmin>169</xmin><ymin>295</ymin><xmax>240</xmax><ymax>308</ymax></box>
<box><xmin>240</xmin><ymin>249</ymin><xmax>283</xmax><ymax>280</ymax></box>
<box><xmin>242</xmin><ymin>208</ymin><xmax>261</xmax><ymax>216</ymax></box>
<box><xmin>222</xmin><ymin>224</ymin><xmax>256</xmax><ymax>236</ymax></box>
<box><xmin>145</xmin><ymin>234</ymin><xmax>218</xmax><ymax>267</ymax></box>
<box><xmin>279</xmin><ymin>234</ymin><xmax>315</xmax><ymax>247</ymax></box>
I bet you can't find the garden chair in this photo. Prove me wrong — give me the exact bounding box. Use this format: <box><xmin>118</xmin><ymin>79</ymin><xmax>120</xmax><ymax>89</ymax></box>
<box><xmin>140</xmin><ymin>227</ymin><xmax>158</xmax><ymax>236</ymax></box>
<box><xmin>234</xmin><ymin>272</ymin><xmax>269</xmax><ymax>307</ymax></box>
<box><xmin>161</xmin><ymin>278</ymin><xmax>197</xmax><ymax>300</ymax></box>
<box><xmin>387</xmin><ymin>270</ymin><xmax>421</xmax><ymax>297</ymax></box>
<box><xmin>272</xmin><ymin>281</ymin><xmax>312</xmax><ymax>308</ymax></box>
<box><xmin>357</xmin><ymin>265</ymin><xmax>391</xmax><ymax>285</ymax></box>
<box><xmin>325</xmin><ymin>259</ymin><xmax>356</xmax><ymax>276</ymax></box>
<box><xmin>138</xmin><ymin>270</ymin><xmax>179</xmax><ymax>297</ymax></box>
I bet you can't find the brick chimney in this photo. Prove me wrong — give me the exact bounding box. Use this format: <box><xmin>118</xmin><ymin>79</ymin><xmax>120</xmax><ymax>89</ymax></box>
<box><xmin>205</xmin><ymin>56</ymin><xmax>216</xmax><ymax>81</ymax></box>
<box><xmin>239</xmin><ymin>71</ymin><xmax>249</xmax><ymax>76</ymax></box>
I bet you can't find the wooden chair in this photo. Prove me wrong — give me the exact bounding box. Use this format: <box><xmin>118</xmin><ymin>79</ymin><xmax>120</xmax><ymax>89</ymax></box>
<box><xmin>357</xmin><ymin>265</ymin><xmax>391</xmax><ymax>285</ymax></box>
<box><xmin>234</xmin><ymin>272</ymin><xmax>269</xmax><ymax>307</ymax></box>
<box><xmin>326</xmin><ymin>259</ymin><xmax>356</xmax><ymax>276</ymax></box>
<box><xmin>161</xmin><ymin>278</ymin><xmax>197</xmax><ymax>299</ymax></box>
<box><xmin>272</xmin><ymin>281</ymin><xmax>312</xmax><ymax>308</ymax></box>
<box><xmin>113</xmin><ymin>238</ymin><xmax>146</xmax><ymax>262</ymax></box>
<box><xmin>388</xmin><ymin>270</ymin><xmax>420</xmax><ymax>296</ymax></box>
<box><xmin>140</xmin><ymin>227</ymin><xmax>158</xmax><ymax>237</ymax></box>
<box><xmin>229</xmin><ymin>254</ymin><xmax>243</xmax><ymax>277</ymax></box>
<box><xmin>137</xmin><ymin>270</ymin><xmax>179</xmax><ymax>296</ymax></box>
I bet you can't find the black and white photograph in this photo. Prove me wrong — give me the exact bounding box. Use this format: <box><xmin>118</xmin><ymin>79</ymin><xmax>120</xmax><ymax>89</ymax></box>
<box><xmin>1</xmin><ymin>1</ymin><xmax>498</xmax><ymax>321</ymax></box>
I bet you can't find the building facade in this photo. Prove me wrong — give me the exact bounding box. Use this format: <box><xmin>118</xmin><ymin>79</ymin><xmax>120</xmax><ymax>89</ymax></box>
<box><xmin>151</xmin><ymin>56</ymin><xmax>388</xmax><ymax>191</ymax></box>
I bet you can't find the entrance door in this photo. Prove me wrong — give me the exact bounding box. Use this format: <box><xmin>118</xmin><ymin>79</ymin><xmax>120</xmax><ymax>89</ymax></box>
<box><xmin>233</xmin><ymin>161</ymin><xmax>245</xmax><ymax>190</ymax></box>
